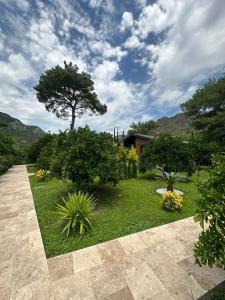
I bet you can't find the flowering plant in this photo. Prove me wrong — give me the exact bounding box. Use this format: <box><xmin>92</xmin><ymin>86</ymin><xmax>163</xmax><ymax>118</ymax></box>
<box><xmin>162</xmin><ymin>191</ymin><xmax>183</xmax><ymax>211</ymax></box>
<box><xmin>35</xmin><ymin>169</ymin><xmax>47</xmax><ymax>182</ymax></box>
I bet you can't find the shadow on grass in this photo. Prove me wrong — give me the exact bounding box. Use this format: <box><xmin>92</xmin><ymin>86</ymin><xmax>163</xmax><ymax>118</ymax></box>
<box><xmin>88</xmin><ymin>183</ymin><xmax>119</xmax><ymax>211</ymax></box>
<box><xmin>138</xmin><ymin>171</ymin><xmax>160</xmax><ymax>181</ymax></box>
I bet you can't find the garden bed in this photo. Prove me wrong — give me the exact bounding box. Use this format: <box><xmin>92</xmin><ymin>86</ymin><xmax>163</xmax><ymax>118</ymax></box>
<box><xmin>28</xmin><ymin>170</ymin><xmax>208</xmax><ymax>258</ymax></box>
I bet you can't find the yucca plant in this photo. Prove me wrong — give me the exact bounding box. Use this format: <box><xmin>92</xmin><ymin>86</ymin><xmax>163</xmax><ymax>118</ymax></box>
<box><xmin>56</xmin><ymin>192</ymin><xmax>95</xmax><ymax>238</ymax></box>
<box><xmin>156</xmin><ymin>169</ymin><xmax>180</xmax><ymax>191</ymax></box>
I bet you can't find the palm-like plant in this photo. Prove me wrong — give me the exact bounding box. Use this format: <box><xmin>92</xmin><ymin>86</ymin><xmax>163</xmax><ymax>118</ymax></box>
<box><xmin>157</xmin><ymin>170</ymin><xmax>180</xmax><ymax>191</ymax></box>
<box><xmin>56</xmin><ymin>192</ymin><xmax>95</xmax><ymax>237</ymax></box>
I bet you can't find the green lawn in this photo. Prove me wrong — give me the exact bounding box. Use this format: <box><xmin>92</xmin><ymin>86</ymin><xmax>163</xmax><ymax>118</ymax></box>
<box><xmin>29</xmin><ymin>170</ymin><xmax>208</xmax><ymax>258</ymax></box>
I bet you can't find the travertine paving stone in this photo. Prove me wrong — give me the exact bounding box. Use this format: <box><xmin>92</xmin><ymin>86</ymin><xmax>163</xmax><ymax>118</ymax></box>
<box><xmin>0</xmin><ymin>166</ymin><xmax>53</xmax><ymax>300</ymax></box>
<box><xmin>0</xmin><ymin>166</ymin><xmax>224</xmax><ymax>299</ymax></box>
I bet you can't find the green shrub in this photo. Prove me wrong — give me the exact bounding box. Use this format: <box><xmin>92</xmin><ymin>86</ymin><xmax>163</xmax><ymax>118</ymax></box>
<box><xmin>50</xmin><ymin>127</ymin><xmax>120</xmax><ymax>189</ymax></box>
<box><xmin>0</xmin><ymin>155</ymin><xmax>15</xmax><ymax>175</ymax></box>
<box><xmin>27</xmin><ymin>133</ymin><xmax>54</xmax><ymax>163</ymax></box>
<box><xmin>194</xmin><ymin>153</ymin><xmax>225</xmax><ymax>269</ymax></box>
<box><xmin>162</xmin><ymin>191</ymin><xmax>183</xmax><ymax>211</ymax></box>
<box><xmin>56</xmin><ymin>192</ymin><xmax>95</xmax><ymax>237</ymax></box>
<box><xmin>36</xmin><ymin>141</ymin><xmax>53</xmax><ymax>170</ymax></box>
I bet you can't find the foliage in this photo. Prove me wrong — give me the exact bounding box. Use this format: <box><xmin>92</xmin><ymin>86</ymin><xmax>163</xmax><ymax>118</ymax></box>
<box><xmin>140</xmin><ymin>133</ymin><xmax>194</xmax><ymax>175</ymax></box>
<box><xmin>0</xmin><ymin>133</ymin><xmax>16</xmax><ymax>175</ymax></box>
<box><xmin>157</xmin><ymin>171</ymin><xmax>180</xmax><ymax>191</ymax></box>
<box><xmin>117</xmin><ymin>145</ymin><xmax>138</xmax><ymax>179</ymax></box>
<box><xmin>36</xmin><ymin>140</ymin><xmax>54</xmax><ymax>170</ymax></box>
<box><xmin>117</xmin><ymin>145</ymin><xmax>129</xmax><ymax>179</ymax></box>
<box><xmin>128</xmin><ymin>120</ymin><xmax>158</xmax><ymax>135</ymax></box>
<box><xmin>27</xmin><ymin>133</ymin><xmax>53</xmax><ymax>163</ymax></box>
<box><xmin>0</xmin><ymin>133</ymin><xmax>15</xmax><ymax>156</ymax></box>
<box><xmin>56</xmin><ymin>192</ymin><xmax>95</xmax><ymax>237</ymax></box>
<box><xmin>50</xmin><ymin>127</ymin><xmax>120</xmax><ymax>188</ymax></box>
<box><xmin>0</xmin><ymin>155</ymin><xmax>14</xmax><ymax>175</ymax></box>
<box><xmin>29</xmin><ymin>170</ymin><xmax>206</xmax><ymax>257</ymax></box>
<box><xmin>181</xmin><ymin>77</ymin><xmax>225</xmax><ymax>151</ymax></box>
<box><xmin>162</xmin><ymin>191</ymin><xmax>183</xmax><ymax>211</ymax></box>
<box><xmin>35</xmin><ymin>169</ymin><xmax>47</xmax><ymax>182</ymax></box>
<box><xmin>194</xmin><ymin>153</ymin><xmax>225</xmax><ymax>269</ymax></box>
<box><xmin>34</xmin><ymin>61</ymin><xmax>107</xmax><ymax>131</ymax></box>
<box><xmin>127</xmin><ymin>146</ymin><xmax>139</xmax><ymax>178</ymax></box>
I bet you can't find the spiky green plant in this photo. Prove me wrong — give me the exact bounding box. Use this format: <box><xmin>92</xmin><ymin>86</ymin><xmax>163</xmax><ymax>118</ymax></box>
<box><xmin>56</xmin><ymin>192</ymin><xmax>95</xmax><ymax>237</ymax></box>
<box><xmin>157</xmin><ymin>170</ymin><xmax>180</xmax><ymax>191</ymax></box>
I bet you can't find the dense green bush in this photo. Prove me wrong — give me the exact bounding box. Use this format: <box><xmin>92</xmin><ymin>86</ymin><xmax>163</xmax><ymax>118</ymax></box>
<box><xmin>50</xmin><ymin>127</ymin><xmax>120</xmax><ymax>189</ymax></box>
<box><xmin>140</xmin><ymin>133</ymin><xmax>194</xmax><ymax>175</ymax></box>
<box><xmin>0</xmin><ymin>155</ymin><xmax>15</xmax><ymax>175</ymax></box>
<box><xmin>56</xmin><ymin>192</ymin><xmax>95</xmax><ymax>237</ymax></box>
<box><xmin>0</xmin><ymin>133</ymin><xmax>16</xmax><ymax>175</ymax></box>
<box><xmin>194</xmin><ymin>153</ymin><xmax>225</xmax><ymax>269</ymax></box>
<box><xmin>36</xmin><ymin>141</ymin><xmax>54</xmax><ymax>170</ymax></box>
<box><xmin>27</xmin><ymin>133</ymin><xmax>54</xmax><ymax>163</ymax></box>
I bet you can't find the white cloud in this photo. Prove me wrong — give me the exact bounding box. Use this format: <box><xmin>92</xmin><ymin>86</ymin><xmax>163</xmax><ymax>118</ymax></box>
<box><xmin>124</xmin><ymin>35</ymin><xmax>144</xmax><ymax>49</ymax></box>
<box><xmin>132</xmin><ymin>0</ymin><xmax>225</xmax><ymax>107</ymax></box>
<box><xmin>120</xmin><ymin>12</ymin><xmax>133</xmax><ymax>31</ymax></box>
<box><xmin>89</xmin><ymin>40</ymin><xmax>127</xmax><ymax>61</ymax></box>
<box><xmin>15</xmin><ymin>0</ymin><xmax>30</xmax><ymax>11</ymax></box>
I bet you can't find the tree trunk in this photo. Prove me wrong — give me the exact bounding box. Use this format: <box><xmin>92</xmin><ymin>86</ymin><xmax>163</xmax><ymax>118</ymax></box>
<box><xmin>167</xmin><ymin>184</ymin><xmax>173</xmax><ymax>191</ymax></box>
<box><xmin>70</xmin><ymin>108</ymin><xmax>76</xmax><ymax>131</ymax></box>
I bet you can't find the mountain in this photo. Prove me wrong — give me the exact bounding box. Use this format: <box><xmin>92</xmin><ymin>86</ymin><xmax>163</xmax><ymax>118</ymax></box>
<box><xmin>155</xmin><ymin>113</ymin><xmax>192</xmax><ymax>136</ymax></box>
<box><xmin>0</xmin><ymin>112</ymin><xmax>45</xmax><ymax>148</ymax></box>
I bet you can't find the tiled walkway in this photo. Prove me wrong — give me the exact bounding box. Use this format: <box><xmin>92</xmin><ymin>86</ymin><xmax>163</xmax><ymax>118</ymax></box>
<box><xmin>0</xmin><ymin>166</ymin><xmax>224</xmax><ymax>299</ymax></box>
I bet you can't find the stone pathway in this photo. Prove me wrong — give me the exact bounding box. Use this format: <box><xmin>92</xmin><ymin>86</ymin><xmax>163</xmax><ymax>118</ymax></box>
<box><xmin>0</xmin><ymin>166</ymin><xmax>224</xmax><ymax>299</ymax></box>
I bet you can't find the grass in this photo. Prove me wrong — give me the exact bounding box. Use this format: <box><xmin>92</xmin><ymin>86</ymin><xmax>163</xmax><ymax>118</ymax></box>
<box><xmin>29</xmin><ymin>170</ymin><xmax>208</xmax><ymax>258</ymax></box>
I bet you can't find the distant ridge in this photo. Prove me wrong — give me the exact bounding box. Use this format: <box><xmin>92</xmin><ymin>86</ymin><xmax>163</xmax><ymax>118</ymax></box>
<box><xmin>155</xmin><ymin>113</ymin><xmax>192</xmax><ymax>135</ymax></box>
<box><xmin>0</xmin><ymin>112</ymin><xmax>45</xmax><ymax>148</ymax></box>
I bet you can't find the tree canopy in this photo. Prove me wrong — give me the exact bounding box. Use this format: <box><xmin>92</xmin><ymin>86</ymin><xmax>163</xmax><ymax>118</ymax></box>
<box><xmin>34</xmin><ymin>62</ymin><xmax>107</xmax><ymax>131</ymax></box>
<box><xmin>128</xmin><ymin>120</ymin><xmax>158</xmax><ymax>135</ymax></box>
<box><xmin>50</xmin><ymin>127</ymin><xmax>120</xmax><ymax>189</ymax></box>
<box><xmin>140</xmin><ymin>133</ymin><xmax>194</xmax><ymax>174</ymax></box>
<box><xmin>181</xmin><ymin>77</ymin><xmax>225</xmax><ymax>149</ymax></box>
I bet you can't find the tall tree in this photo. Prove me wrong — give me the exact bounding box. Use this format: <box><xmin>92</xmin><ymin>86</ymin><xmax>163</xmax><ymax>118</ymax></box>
<box><xmin>181</xmin><ymin>77</ymin><xmax>225</xmax><ymax>149</ymax></box>
<box><xmin>128</xmin><ymin>120</ymin><xmax>158</xmax><ymax>135</ymax></box>
<box><xmin>34</xmin><ymin>62</ymin><xmax>107</xmax><ymax>131</ymax></box>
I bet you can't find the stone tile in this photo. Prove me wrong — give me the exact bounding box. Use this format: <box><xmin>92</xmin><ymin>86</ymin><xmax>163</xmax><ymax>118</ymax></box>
<box><xmin>31</xmin><ymin>276</ymin><xmax>55</xmax><ymax>300</ymax></box>
<box><xmin>73</xmin><ymin>245</ymin><xmax>102</xmax><ymax>273</ymax></box>
<box><xmin>123</xmin><ymin>260</ymin><xmax>166</xmax><ymax>300</ymax></box>
<box><xmin>12</xmin><ymin>245</ymin><xmax>49</xmax><ymax>290</ymax></box>
<box><xmin>103</xmin><ymin>286</ymin><xmax>134</xmax><ymax>300</ymax></box>
<box><xmin>97</xmin><ymin>239</ymin><xmax>132</xmax><ymax>270</ymax></box>
<box><xmin>47</xmin><ymin>253</ymin><xmax>74</xmax><ymax>281</ymax></box>
<box><xmin>0</xmin><ymin>259</ymin><xmax>13</xmax><ymax>300</ymax></box>
<box><xmin>179</xmin><ymin>256</ymin><xmax>225</xmax><ymax>291</ymax></box>
<box><xmin>91</xmin><ymin>264</ymin><xmax>127</xmax><ymax>299</ymax></box>
<box><xmin>117</xmin><ymin>233</ymin><xmax>147</xmax><ymax>255</ymax></box>
<box><xmin>53</xmin><ymin>271</ymin><xmax>95</xmax><ymax>300</ymax></box>
<box><xmin>141</xmin><ymin>247</ymin><xmax>200</xmax><ymax>299</ymax></box>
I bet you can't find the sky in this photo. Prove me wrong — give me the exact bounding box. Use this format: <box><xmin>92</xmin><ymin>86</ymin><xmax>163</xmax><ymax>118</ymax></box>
<box><xmin>0</xmin><ymin>0</ymin><xmax>225</xmax><ymax>133</ymax></box>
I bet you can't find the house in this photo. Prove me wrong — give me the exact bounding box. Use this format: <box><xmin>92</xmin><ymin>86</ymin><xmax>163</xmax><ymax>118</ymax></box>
<box><xmin>123</xmin><ymin>133</ymin><xmax>155</xmax><ymax>156</ymax></box>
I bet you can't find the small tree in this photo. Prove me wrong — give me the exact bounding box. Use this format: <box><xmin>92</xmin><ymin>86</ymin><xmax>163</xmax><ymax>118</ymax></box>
<box><xmin>27</xmin><ymin>133</ymin><xmax>53</xmax><ymax>163</ymax></box>
<box><xmin>140</xmin><ymin>133</ymin><xmax>194</xmax><ymax>175</ymax></box>
<box><xmin>194</xmin><ymin>153</ymin><xmax>225</xmax><ymax>269</ymax></box>
<box><xmin>34</xmin><ymin>62</ymin><xmax>107</xmax><ymax>131</ymax></box>
<box><xmin>127</xmin><ymin>146</ymin><xmax>139</xmax><ymax>178</ymax></box>
<box><xmin>50</xmin><ymin>127</ymin><xmax>120</xmax><ymax>189</ymax></box>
